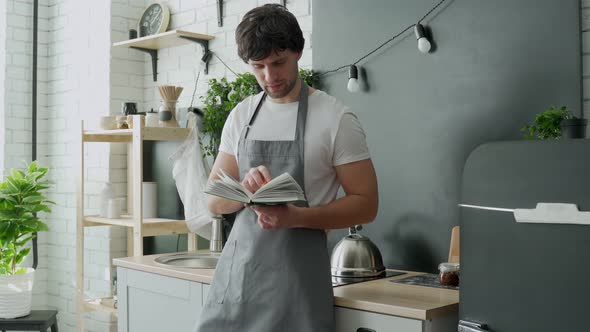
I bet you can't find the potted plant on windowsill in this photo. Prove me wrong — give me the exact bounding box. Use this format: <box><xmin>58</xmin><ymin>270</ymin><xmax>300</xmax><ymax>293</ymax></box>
<box><xmin>0</xmin><ymin>161</ymin><xmax>54</xmax><ymax>319</ymax></box>
<box><xmin>521</xmin><ymin>105</ymin><xmax>587</xmax><ymax>140</ymax></box>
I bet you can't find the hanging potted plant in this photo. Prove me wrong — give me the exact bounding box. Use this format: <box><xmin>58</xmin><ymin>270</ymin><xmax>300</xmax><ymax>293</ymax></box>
<box><xmin>0</xmin><ymin>161</ymin><xmax>54</xmax><ymax>319</ymax></box>
<box><xmin>521</xmin><ymin>105</ymin><xmax>587</xmax><ymax>140</ymax></box>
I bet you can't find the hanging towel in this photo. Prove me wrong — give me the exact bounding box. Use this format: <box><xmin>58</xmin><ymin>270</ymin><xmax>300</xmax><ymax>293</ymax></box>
<box><xmin>170</xmin><ymin>114</ymin><xmax>213</xmax><ymax>239</ymax></box>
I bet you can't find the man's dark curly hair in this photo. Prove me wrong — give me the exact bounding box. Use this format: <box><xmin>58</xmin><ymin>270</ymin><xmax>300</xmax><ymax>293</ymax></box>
<box><xmin>235</xmin><ymin>4</ymin><xmax>305</xmax><ymax>63</ymax></box>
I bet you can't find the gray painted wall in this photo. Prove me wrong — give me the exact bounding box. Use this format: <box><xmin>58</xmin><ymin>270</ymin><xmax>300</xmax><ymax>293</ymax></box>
<box><xmin>313</xmin><ymin>0</ymin><xmax>581</xmax><ymax>272</ymax></box>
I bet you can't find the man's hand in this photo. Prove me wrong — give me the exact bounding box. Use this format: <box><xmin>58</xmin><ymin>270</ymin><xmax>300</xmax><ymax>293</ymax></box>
<box><xmin>250</xmin><ymin>204</ymin><xmax>300</xmax><ymax>230</ymax></box>
<box><xmin>241</xmin><ymin>165</ymin><xmax>272</xmax><ymax>193</ymax></box>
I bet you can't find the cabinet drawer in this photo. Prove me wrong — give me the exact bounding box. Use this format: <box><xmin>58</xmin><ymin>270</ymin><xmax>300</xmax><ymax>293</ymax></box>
<box><xmin>126</xmin><ymin>269</ymin><xmax>191</xmax><ymax>299</ymax></box>
<box><xmin>335</xmin><ymin>306</ymin><xmax>422</xmax><ymax>332</ymax></box>
<box><xmin>118</xmin><ymin>268</ymin><xmax>204</xmax><ymax>332</ymax></box>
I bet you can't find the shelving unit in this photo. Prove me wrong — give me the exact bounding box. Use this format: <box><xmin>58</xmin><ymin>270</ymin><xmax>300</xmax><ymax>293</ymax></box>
<box><xmin>112</xmin><ymin>29</ymin><xmax>215</xmax><ymax>80</ymax></box>
<box><xmin>76</xmin><ymin>116</ymin><xmax>196</xmax><ymax>329</ymax></box>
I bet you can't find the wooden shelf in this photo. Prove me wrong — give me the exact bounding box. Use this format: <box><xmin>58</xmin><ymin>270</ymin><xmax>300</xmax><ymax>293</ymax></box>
<box><xmin>77</xmin><ymin>117</ymin><xmax>199</xmax><ymax>328</ymax></box>
<box><xmin>84</xmin><ymin>215</ymin><xmax>190</xmax><ymax>237</ymax></box>
<box><xmin>112</xmin><ymin>29</ymin><xmax>213</xmax><ymax>50</ymax></box>
<box><xmin>143</xmin><ymin>127</ymin><xmax>191</xmax><ymax>141</ymax></box>
<box><xmin>83</xmin><ymin>127</ymin><xmax>190</xmax><ymax>143</ymax></box>
<box><xmin>112</xmin><ymin>29</ymin><xmax>215</xmax><ymax>80</ymax></box>
<box><xmin>83</xmin><ymin>129</ymin><xmax>132</xmax><ymax>142</ymax></box>
<box><xmin>84</xmin><ymin>297</ymin><xmax>118</xmax><ymax>316</ymax></box>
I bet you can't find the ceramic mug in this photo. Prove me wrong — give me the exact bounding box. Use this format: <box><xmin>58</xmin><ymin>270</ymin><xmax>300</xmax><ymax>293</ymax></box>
<box><xmin>121</xmin><ymin>102</ymin><xmax>137</xmax><ymax>115</ymax></box>
<box><xmin>146</xmin><ymin>112</ymin><xmax>159</xmax><ymax>127</ymax></box>
<box><xmin>106</xmin><ymin>198</ymin><xmax>121</xmax><ymax>219</ymax></box>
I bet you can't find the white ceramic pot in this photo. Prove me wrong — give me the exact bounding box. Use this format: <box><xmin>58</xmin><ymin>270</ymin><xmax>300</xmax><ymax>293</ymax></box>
<box><xmin>0</xmin><ymin>268</ymin><xmax>35</xmax><ymax>319</ymax></box>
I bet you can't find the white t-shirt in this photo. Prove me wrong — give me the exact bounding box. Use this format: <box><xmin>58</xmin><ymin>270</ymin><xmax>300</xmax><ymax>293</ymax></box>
<box><xmin>219</xmin><ymin>89</ymin><xmax>370</xmax><ymax>207</ymax></box>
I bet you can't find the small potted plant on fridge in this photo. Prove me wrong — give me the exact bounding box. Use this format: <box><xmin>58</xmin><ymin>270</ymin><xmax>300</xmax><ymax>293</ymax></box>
<box><xmin>521</xmin><ymin>105</ymin><xmax>587</xmax><ymax>140</ymax></box>
<box><xmin>0</xmin><ymin>161</ymin><xmax>54</xmax><ymax>318</ymax></box>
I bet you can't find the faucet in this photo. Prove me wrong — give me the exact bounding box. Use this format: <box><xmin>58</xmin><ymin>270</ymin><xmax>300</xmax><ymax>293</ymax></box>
<box><xmin>209</xmin><ymin>216</ymin><xmax>224</xmax><ymax>253</ymax></box>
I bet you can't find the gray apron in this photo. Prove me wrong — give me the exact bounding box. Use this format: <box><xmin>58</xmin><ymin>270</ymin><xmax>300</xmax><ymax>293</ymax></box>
<box><xmin>196</xmin><ymin>81</ymin><xmax>335</xmax><ymax>332</ymax></box>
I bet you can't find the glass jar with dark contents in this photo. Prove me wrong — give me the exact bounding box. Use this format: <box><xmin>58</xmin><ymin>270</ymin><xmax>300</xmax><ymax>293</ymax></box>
<box><xmin>438</xmin><ymin>262</ymin><xmax>459</xmax><ymax>287</ymax></box>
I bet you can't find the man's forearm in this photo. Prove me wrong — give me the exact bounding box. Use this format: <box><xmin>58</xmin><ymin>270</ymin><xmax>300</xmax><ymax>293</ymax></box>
<box><xmin>208</xmin><ymin>195</ymin><xmax>244</xmax><ymax>215</ymax></box>
<box><xmin>294</xmin><ymin>194</ymin><xmax>378</xmax><ymax>230</ymax></box>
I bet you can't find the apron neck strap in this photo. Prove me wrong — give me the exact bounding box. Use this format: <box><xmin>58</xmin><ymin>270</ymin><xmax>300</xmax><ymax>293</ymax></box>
<box><xmin>295</xmin><ymin>79</ymin><xmax>308</xmax><ymax>140</ymax></box>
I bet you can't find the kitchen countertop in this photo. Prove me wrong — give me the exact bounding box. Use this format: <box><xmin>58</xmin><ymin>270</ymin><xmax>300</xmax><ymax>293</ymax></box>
<box><xmin>113</xmin><ymin>252</ymin><xmax>458</xmax><ymax>321</ymax></box>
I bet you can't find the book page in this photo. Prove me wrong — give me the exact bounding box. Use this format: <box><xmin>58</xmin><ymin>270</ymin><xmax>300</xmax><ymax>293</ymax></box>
<box><xmin>218</xmin><ymin>169</ymin><xmax>252</xmax><ymax>197</ymax></box>
<box><xmin>252</xmin><ymin>172</ymin><xmax>306</xmax><ymax>204</ymax></box>
<box><xmin>203</xmin><ymin>169</ymin><xmax>252</xmax><ymax>204</ymax></box>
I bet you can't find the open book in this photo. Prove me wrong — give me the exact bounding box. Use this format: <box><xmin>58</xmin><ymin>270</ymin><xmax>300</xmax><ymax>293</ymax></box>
<box><xmin>204</xmin><ymin>169</ymin><xmax>306</xmax><ymax>205</ymax></box>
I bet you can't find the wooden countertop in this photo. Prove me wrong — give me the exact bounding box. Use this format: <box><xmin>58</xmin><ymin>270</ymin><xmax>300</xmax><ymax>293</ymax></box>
<box><xmin>332</xmin><ymin>272</ymin><xmax>459</xmax><ymax>320</ymax></box>
<box><xmin>113</xmin><ymin>251</ymin><xmax>215</xmax><ymax>284</ymax></box>
<box><xmin>113</xmin><ymin>252</ymin><xmax>458</xmax><ymax>320</ymax></box>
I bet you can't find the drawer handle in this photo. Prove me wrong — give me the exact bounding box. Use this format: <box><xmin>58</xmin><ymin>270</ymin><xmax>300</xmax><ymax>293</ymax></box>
<box><xmin>459</xmin><ymin>320</ymin><xmax>488</xmax><ymax>332</ymax></box>
<box><xmin>357</xmin><ymin>329</ymin><xmax>376</xmax><ymax>332</ymax></box>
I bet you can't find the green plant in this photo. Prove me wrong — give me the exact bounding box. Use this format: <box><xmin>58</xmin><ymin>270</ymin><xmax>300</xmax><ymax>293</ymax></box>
<box><xmin>200</xmin><ymin>69</ymin><xmax>320</xmax><ymax>159</ymax></box>
<box><xmin>521</xmin><ymin>105</ymin><xmax>577</xmax><ymax>140</ymax></box>
<box><xmin>200</xmin><ymin>73</ymin><xmax>260</xmax><ymax>158</ymax></box>
<box><xmin>0</xmin><ymin>162</ymin><xmax>54</xmax><ymax>275</ymax></box>
<box><xmin>299</xmin><ymin>68</ymin><xmax>320</xmax><ymax>89</ymax></box>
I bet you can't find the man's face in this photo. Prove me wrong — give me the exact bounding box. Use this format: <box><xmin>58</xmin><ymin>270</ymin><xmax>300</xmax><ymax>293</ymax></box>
<box><xmin>248</xmin><ymin>49</ymin><xmax>301</xmax><ymax>100</ymax></box>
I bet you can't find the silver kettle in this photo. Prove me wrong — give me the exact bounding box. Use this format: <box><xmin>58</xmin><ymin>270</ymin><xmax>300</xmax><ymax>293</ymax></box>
<box><xmin>330</xmin><ymin>225</ymin><xmax>385</xmax><ymax>278</ymax></box>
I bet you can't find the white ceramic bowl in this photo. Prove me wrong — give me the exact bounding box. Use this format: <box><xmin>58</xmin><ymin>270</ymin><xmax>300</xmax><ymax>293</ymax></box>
<box><xmin>99</xmin><ymin>116</ymin><xmax>116</xmax><ymax>130</ymax></box>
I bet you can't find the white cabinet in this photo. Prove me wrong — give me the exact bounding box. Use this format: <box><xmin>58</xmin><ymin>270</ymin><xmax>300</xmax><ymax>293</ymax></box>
<box><xmin>117</xmin><ymin>267</ymin><xmax>457</xmax><ymax>332</ymax></box>
<box><xmin>335</xmin><ymin>306</ymin><xmax>457</xmax><ymax>332</ymax></box>
<box><xmin>117</xmin><ymin>267</ymin><xmax>205</xmax><ymax>332</ymax></box>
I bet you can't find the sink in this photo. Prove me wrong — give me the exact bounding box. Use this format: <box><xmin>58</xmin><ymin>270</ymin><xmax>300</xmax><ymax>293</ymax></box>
<box><xmin>153</xmin><ymin>252</ymin><xmax>220</xmax><ymax>269</ymax></box>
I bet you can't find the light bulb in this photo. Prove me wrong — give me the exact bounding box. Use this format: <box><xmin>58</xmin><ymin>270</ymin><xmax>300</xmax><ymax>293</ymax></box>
<box><xmin>347</xmin><ymin>78</ymin><xmax>360</xmax><ymax>93</ymax></box>
<box><xmin>417</xmin><ymin>37</ymin><xmax>431</xmax><ymax>53</ymax></box>
<box><xmin>414</xmin><ymin>23</ymin><xmax>431</xmax><ymax>54</ymax></box>
<box><xmin>347</xmin><ymin>65</ymin><xmax>360</xmax><ymax>93</ymax></box>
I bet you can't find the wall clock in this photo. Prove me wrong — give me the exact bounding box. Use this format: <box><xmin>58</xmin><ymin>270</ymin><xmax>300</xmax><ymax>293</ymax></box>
<box><xmin>139</xmin><ymin>2</ymin><xmax>170</xmax><ymax>37</ymax></box>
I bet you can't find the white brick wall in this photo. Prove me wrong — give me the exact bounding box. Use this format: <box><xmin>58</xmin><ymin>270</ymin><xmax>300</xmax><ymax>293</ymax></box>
<box><xmin>0</xmin><ymin>0</ymin><xmax>121</xmax><ymax>331</ymax></box>
<box><xmin>0</xmin><ymin>0</ymin><xmax>6</xmax><ymax>175</ymax></box>
<box><xmin>117</xmin><ymin>0</ymin><xmax>314</xmax><ymax>115</ymax></box>
<box><xmin>2</xmin><ymin>0</ymin><xmax>37</xmax><ymax>175</ymax></box>
<box><xmin>0</xmin><ymin>0</ymin><xmax>50</xmax><ymax>311</ymax></box>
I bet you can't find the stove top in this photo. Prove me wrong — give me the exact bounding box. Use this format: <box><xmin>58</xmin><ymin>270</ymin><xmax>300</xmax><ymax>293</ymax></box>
<box><xmin>332</xmin><ymin>270</ymin><xmax>407</xmax><ymax>287</ymax></box>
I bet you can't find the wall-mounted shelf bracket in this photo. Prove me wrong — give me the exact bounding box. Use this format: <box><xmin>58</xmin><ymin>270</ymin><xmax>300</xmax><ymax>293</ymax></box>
<box><xmin>179</xmin><ymin>36</ymin><xmax>211</xmax><ymax>74</ymax></box>
<box><xmin>217</xmin><ymin>0</ymin><xmax>223</xmax><ymax>27</ymax></box>
<box><xmin>113</xmin><ymin>30</ymin><xmax>214</xmax><ymax>80</ymax></box>
<box><xmin>131</xmin><ymin>47</ymin><xmax>158</xmax><ymax>81</ymax></box>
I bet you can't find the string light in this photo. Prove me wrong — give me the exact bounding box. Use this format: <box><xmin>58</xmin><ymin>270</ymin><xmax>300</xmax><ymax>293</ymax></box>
<box><xmin>204</xmin><ymin>0</ymin><xmax>449</xmax><ymax>94</ymax></box>
<box><xmin>319</xmin><ymin>0</ymin><xmax>449</xmax><ymax>92</ymax></box>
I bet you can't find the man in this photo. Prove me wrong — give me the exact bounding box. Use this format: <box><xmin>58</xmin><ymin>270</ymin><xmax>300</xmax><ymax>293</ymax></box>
<box><xmin>196</xmin><ymin>4</ymin><xmax>378</xmax><ymax>332</ymax></box>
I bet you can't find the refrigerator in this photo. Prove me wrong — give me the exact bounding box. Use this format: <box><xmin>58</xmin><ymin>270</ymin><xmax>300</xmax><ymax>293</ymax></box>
<box><xmin>458</xmin><ymin>139</ymin><xmax>590</xmax><ymax>332</ymax></box>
